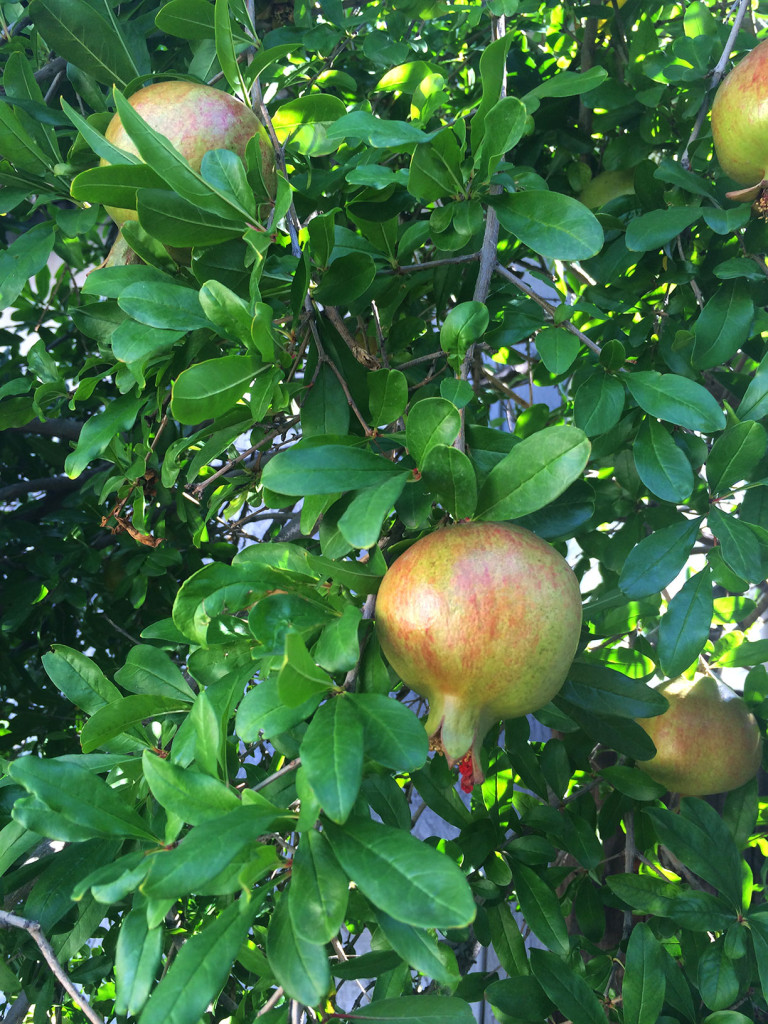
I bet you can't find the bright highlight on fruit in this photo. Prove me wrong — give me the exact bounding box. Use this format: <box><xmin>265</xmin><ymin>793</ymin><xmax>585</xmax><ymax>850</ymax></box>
<box><xmin>635</xmin><ymin>674</ymin><xmax>763</xmax><ymax>796</ymax></box>
<box><xmin>375</xmin><ymin>522</ymin><xmax>583</xmax><ymax>790</ymax></box>
<box><xmin>711</xmin><ymin>39</ymin><xmax>768</xmax><ymax>202</ymax></box>
<box><xmin>101</xmin><ymin>80</ymin><xmax>276</xmax><ymax>227</ymax></box>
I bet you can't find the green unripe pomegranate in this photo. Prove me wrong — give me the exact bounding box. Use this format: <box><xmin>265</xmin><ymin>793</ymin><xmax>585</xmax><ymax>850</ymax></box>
<box><xmin>636</xmin><ymin>675</ymin><xmax>763</xmax><ymax>796</ymax></box>
<box><xmin>375</xmin><ymin>522</ymin><xmax>583</xmax><ymax>790</ymax></box>
<box><xmin>101</xmin><ymin>80</ymin><xmax>276</xmax><ymax>226</ymax></box>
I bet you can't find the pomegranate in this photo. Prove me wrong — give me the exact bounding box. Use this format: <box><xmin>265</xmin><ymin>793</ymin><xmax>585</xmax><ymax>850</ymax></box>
<box><xmin>636</xmin><ymin>675</ymin><xmax>763</xmax><ymax>796</ymax></box>
<box><xmin>101</xmin><ymin>80</ymin><xmax>276</xmax><ymax>226</ymax></box>
<box><xmin>711</xmin><ymin>40</ymin><xmax>768</xmax><ymax>201</ymax></box>
<box><xmin>375</xmin><ymin>522</ymin><xmax>582</xmax><ymax>790</ymax></box>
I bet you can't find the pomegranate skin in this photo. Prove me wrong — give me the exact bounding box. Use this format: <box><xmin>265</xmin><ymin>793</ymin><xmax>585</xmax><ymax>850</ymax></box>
<box><xmin>375</xmin><ymin>522</ymin><xmax>582</xmax><ymax>786</ymax></box>
<box><xmin>636</xmin><ymin>675</ymin><xmax>763</xmax><ymax>797</ymax></box>
<box><xmin>102</xmin><ymin>80</ymin><xmax>275</xmax><ymax>226</ymax></box>
<box><xmin>711</xmin><ymin>39</ymin><xmax>768</xmax><ymax>188</ymax></box>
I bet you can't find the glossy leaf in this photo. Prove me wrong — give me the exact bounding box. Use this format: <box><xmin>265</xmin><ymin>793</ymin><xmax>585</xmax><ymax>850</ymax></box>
<box><xmin>350</xmin><ymin>692</ymin><xmax>429</xmax><ymax>772</ymax></box>
<box><xmin>692</xmin><ymin>282</ymin><xmax>754</xmax><ymax>369</ymax></box>
<box><xmin>138</xmin><ymin>901</ymin><xmax>257</xmax><ymax>1024</ymax></box>
<box><xmin>262</xmin><ymin>444</ymin><xmax>402</xmax><ymax>495</ymax></box>
<box><xmin>625</xmin><ymin>207</ymin><xmax>701</xmax><ymax>251</ymax></box>
<box><xmin>623</xmin><ymin>922</ymin><xmax>666</xmax><ymax>1024</ymax></box>
<box><xmin>405</xmin><ymin>397</ymin><xmax>461</xmax><ymax>466</ymax></box>
<box><xmin>324</xmin><ymin>818</ymin><xmax>476</xmax><ymax>930</ymax></box>
<box><xmin>625</xmin><ymin>371</ymin><xmax>725</xmax><ymax>432</ymax></box>
<box><xmin>421</xmin><ymin>444</ymin><xmax>477</xmax><ymax>520</ymax></box>
<box><xmin>619</xmin><ymin>517</ymin><xmax>702</xmax><ymax>599</ymax></box>
<box><xmin>634</xmin><ymin>418</ymin><xmax>694</xmax><ymax>502</ymax></box>
<box><xmin>476</xmin><ymin>425</ymin><xmax>590</xmax><ymax>520</ymax></box>
<box><xmin>338</xmin><ymin>472</ymin><xmax>410</xmax><ymax>549</ymax></box>
<box><xmin>529</xmin><ymin>948</ymin><xmax>607</xmax><ymax>1024</ymax></box>
<box><xmin>493</xmin><ymin>191</ymin><xmax>604</xmax><ymax>260</ymax></box>
<box><xmin>658</xmin><ymin>568</ymin><xmax>713</xmax><ymax>677</ymax></box>
<box><xmin>707</xmin><ymin>420</ymin><xmax>767</xmax><ymax>495</ymax></box>
<box><xmin>299</xmin><ymin>697</ymin><xmax>364</xmax><ymax>824</ymax></box>
<box><xmin>288</xmin><ymin>829</ymin><xmax>349</xmax><ymax>944</ymax></box>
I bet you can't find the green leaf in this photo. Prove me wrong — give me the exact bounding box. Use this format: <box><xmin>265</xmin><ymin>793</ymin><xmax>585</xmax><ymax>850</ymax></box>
<box><xmin>692</xmin><ymin>282</ymin><xmax>754</xmax><ymax>369</ymax></box>
<box><xmin>299</xmin><ymin>697</ymin><xmax>364</xmax><ymax>824</ymax></box>
<box><xmin>118</xmin><ymin>280</ymin><xmax>211</xmax><ymax>332</ymax></box>
<box><xmin>0</xmin><ymin>224</ymin><xmax>56</xmax><ymax>308</ymax></box>
<box><xmin>236</xmin><ymin>677</ymin><xmax>322</xmax><ymax>742</ymax></box>
<box><xmin>476</xmin><ymin>425</ymin><xmax>590</xmax><ymax>520</ymax></box>
<box><xmin>80</xmin><ymin>694</ymin><xmax>188</xmax><ymax>753</ymax></box>
<box><xmin>375</xmin><ymin>911</ymin><xmax>459</xmax><ymax>988</ymax></box>
<box><xmin>368</xmin><ymin>368</ymin><xmax>408</xmax><ymax>426</ymax></box>
<box><xmin>536</xmin><ymin>327</ymin><xmax>581</xmax><ymax>374</ymax></box>
<box><xmin>350</xmin><ymin>692</ymin><xmax>429</xmax><ymax>772</ymax></box>
<box><xmin>301</xmin><ymin>362</ymin><xmax>351</xmax><ymax>437</ymax></box>
<box><xmin>68</xmin><ymin>396</ymin><xmax>147</xmax><ymax>479</ymax></box>
<box><xmin>314</xmin><ymin>604</ymin><xmax>363</xmax><ymax>673</ymax></box>
<box><xmin>737</xmin><ymin>350</ymin><xmax>768</xmax><ymax>422</ymax></box>
<box><xmin>263</xmin><ymin>443</ymin><xmax>401</xmax><ymax>496</ymax></box>
<box><xmin>42</xmin><ymin>645</ymin><xmax>122</xmax><ymax>715</ymax></box>
<box><xmin>136</xmin><ymin>188</ymin><xmax>245</xmax><ymax>247</ymax></box>
<box><xmin>625</xmin><ymin>371</ymin><xmax>725</xmax><ymax>432</ymax></box>
<box><xmin>138</xmin><ymin>900</ymin><xmax>258</xmax><ymax>1024</ymax></box>
<box><xmin>277</xmin><ymin>632</ymin><xmax>337</xmax><ymax>706</ymax></box>
<box><xmin>155</xmin><ymin>0</ymin><xmax>216</xmax><ymax>39</ymax></box>
<box><xmin>214</xmin><ymin>0</ymin><xmax>242</xmax><ymax>96</ymax></box>
<box><xmin>405</xmin><ymin>398</ymin><xmax>461</xmax><ymax>467</ymax></box>
<box><xmin>141</xmin><ymin>752</ymin><xmax>240</xmax><ymax>825</ymax></box>
<box><xmin>634</xmin><ymin>418</ymin><xmax>694</xmax><ymax>503</ymax></box>
<box><xmin>513</xmin><ymin>863</ymin><xmax>569</xmax><ymax>957</ymax></box>
<box><xmin>623</xmin><ymin>922</ymin><xmax>666</xmax><ymax>1024</ymax></box>
<box><xmin>562</xmin><ymin>662</ymin><xmax>668</xmax><ymax>719</ymax></box>
<box><xmin>658</xmin><ymin>568</ymin><xmax>713</xmax><ymax>677</ymax></box>
<box><xmin>529</xmin><ymin>948</ymin><xmax>607</xmax><ymax>1024</ymax></box>
<box><xmin>486</xmin><ymin>976</ymin><xmax>555</xmax><ymax>1022</ymax></box>
<box><xmin>70</xmin><ymin>162</ymin><xmax>166</xmax><ymax>209</ymax></box>
<box><xmin>607</xmin><ymin>874</ymin><xmax>735</xmax><ymax>932</ymax></box>
<box><xmin>471</xmin><ymin>33</ymin><xmax>514</xmax><ymax>154</ymax></box>
<box><xmin>573</xmin><ymin>373</ymin><xmax>626</xmax><ymax>436</ymax></box>
<box><xmin>30</xmin><ymin>0</ymin><xmax>147</xmax><ymax>87</ymax></box>
<box><xmin>288</xmin><ymin>830</ymin><xmax>349</xmax><ymax>944</ymax></box>
<box><xmin>709</xmin><ymin>506</ymin><xmax>768</xmax><ymax>584</ymax></box>
<box><xmin>10</xmin><ymin>756</ymin><xmax>157</xmax><ymax>842</ymax></box>
<box><xmin>314</xmin><ymin>252</ymin><xmax>377</xmax><ymax>304</ymax></box>
<box><xmin>115</xmin><ymin>645</ymin><xmax>194</xmax><ymax>701</ymax></box>
<box><xmin>707</xmin><ymin>421</ymin><xmax>767</xmax><ymax>495</ymax></box>
<box><xmin>440</xmin><ymin>301</ymin><xmax>489</xmax><ymax>370</ymax></box>
<box><xmin>141</xmin><ymin>804</ymin><xmax>280</xmax><ymax>898</ymax></box>
<box><xmin>473</xmin><ymin>96</ymin><xmax>527</xmax><ymax>183</ymax></box>
<box><xmin>325</xmin><ymin>110</ymin><xmax>437</xmax><ymax>147</ymax></box>
<box><xmin>338</xmin><ymin>472</ymin><xmax>410</xmax><ymax>549</ymax></box>
<box><xmin>422</xmin><ymin>444</ymin><xmax>478</xmax><ymax>520</ymax></box>
<box><xmin>697</xmin><ymin>939</ymin><xmax>741</xmax><ymax>1012</ymax></box>
<box><xmin>625</xmin><ymin>207</ymin><xmax>701</xmax><ymax>251</ymax></box>
<box><xmin>529</xmin><ymin>66</ymin><xmax>609</xmax><ymax>103</ymax></box>
<box><xmin>619</xmin><ymin>517</ymin><xmax>702</xmax><ymax>599</ymax></box>
<box><xmin>115</xmin><ymin>905</ymin><xmax>163</xmax><ymax>1017</ymax></box>
<box><xmin>266</xmin><ymin>895</ymin><xmax>331</xmax><ymax>1006</ymax></box>
<box><xmin>493</xmin><ymin>191</ymin><xmax>604</xmax><ymax>260</ymax></box>
<box><xmin>408</xmin><ymin>127</ymin><xmax>464</xmax><ymax>201</ymax></box>
<box><xmin>171</xmin><ymin>356</ymin><xmax>264</xmax><ymax>425</ymax></box>
<box><xmin>324</xmin><ymin>817</ymin><xmax>476</xmax><ymax>930</ymax></box>
<box><xmin>645</xmin><ymin>798</ymin><xmax>745</xmax><ymax>908</ymax></box>
<box><xmin>272</xmin><ymin>93</ymin><xmax>347</xmax><ymax>155</ymax></box>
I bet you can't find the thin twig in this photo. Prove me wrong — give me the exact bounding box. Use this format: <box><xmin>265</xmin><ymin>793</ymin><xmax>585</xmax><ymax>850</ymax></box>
<box><xmin>252</xmin><ymin>757</ymin><xmax>301</xmax><ymax>793</ymax></box>
<box><xmin>0</xmin><ymin>911</ymin><xmax>106</xmax><ymax>1024</ymax></box>
<box><xmin>495</xmin><ymin>262</ymin><xmax>602</xmax><ymax>355</ymax></box>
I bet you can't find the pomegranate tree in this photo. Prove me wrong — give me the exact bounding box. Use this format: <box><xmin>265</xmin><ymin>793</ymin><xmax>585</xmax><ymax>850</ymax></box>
<box><xmin>636</xmin><ymin>675</ymin><xmax>763</xmax><ymax>796</ymax></box>
<box><xmin>102</xmin><ymin>80</ymin><xmax>276</xmax><ymax>226</ymax></box>
<box><xmin>375</xmin><ymin>522</ymin><xmax>582</xmax><ymax>790</ymax></box>
<box><xmin>711</xmin><ymin>39</ymin><xmax>768</xmax><ymax>202</ymax></box>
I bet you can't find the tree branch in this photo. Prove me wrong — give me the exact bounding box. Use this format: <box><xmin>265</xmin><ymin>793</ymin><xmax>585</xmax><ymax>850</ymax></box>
<box><xmin>495</xmin><ymin>262</ymin><xmax>602</xmax><ymax>355</ymax></box>
<box><xmin>0</xmin><ymin>911</ymin><xmax>106</xmax><ymax>1024</ymax></box>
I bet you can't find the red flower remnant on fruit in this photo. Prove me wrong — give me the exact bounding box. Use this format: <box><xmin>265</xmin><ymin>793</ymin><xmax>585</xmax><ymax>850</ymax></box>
<box><xmin>457</xmin><ymin>752</ymin><xmax>475</xmax><ymax>793</ymax></box>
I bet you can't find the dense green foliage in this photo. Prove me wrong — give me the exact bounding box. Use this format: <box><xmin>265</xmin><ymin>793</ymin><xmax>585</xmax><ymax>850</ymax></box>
<box><xmin>2</xmin><ymin>0</ymin><xmax>768</xmax><ymax>1021</ymax></box>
